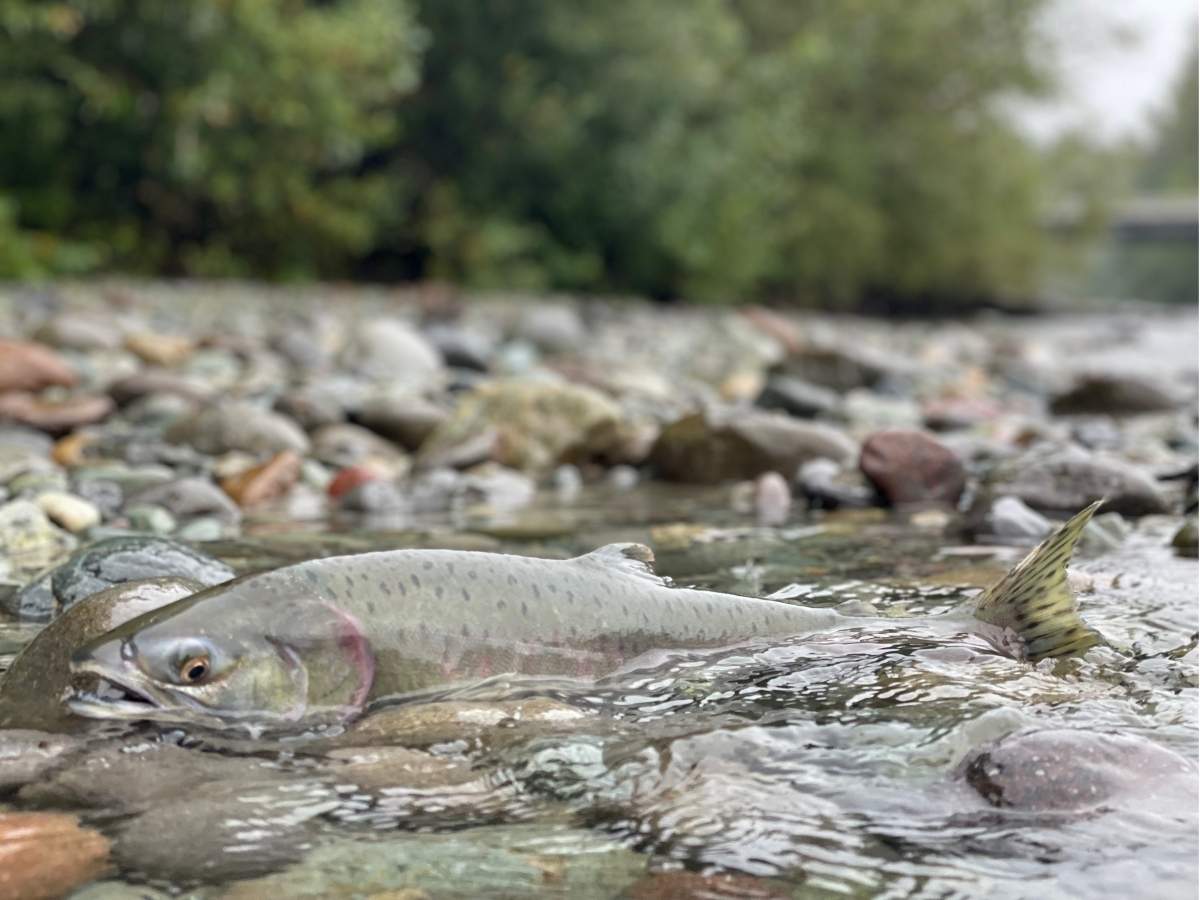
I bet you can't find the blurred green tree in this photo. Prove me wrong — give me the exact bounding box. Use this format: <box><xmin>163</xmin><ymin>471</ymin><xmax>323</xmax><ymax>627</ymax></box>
<box><xmin>0</xmin><ymin>0</ymin><xmax>424</xmax><ymax>277</ymax></box>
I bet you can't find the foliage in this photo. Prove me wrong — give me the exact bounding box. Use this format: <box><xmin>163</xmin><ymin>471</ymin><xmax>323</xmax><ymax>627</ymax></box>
<box><xmin>0</xmin><ymin>0</ymin><xmax>424</xmax><ymax>277</ymax></box>
<box><xmin>0</xmin><ymin>0</ymin><xmax>1116</xmax><ymax>306</ymax></box>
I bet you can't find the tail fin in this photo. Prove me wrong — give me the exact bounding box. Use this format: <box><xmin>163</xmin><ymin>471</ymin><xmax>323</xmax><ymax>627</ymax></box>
<box><xmin>973</xmin><ymin>501</ymin><xmax>1103</xmax><ymax>661</ymax></box>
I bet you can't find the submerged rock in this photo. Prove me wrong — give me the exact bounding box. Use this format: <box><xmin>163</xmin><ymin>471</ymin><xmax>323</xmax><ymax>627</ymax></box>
<box><xmin>651</xmin><ymin>407</ymin><xmax>856</xmax><ymax>484</ymax></box>
<box><xmin>860</xmin><ymin>429</ymin><xmax>966</xmax><ymax>506</ymax></box>
<box><xmin>0</xmin><ymin>731</ymin><xmax>86</xmax><ymax>795</ymax></box>
<box><xmin>0</xmin><ymin>812</ymin><xmax>110</xmax><ymax>900</ymax></box>
<box><xmin>219</xmin><ymin>825</ymin><xmax>646</xmax><ymax>900</ymax></box>
<box><xmin>961</xmin><ymin>729</ymin><xmax>1196</xmax><ymax>812</ymax></box>
<box><xmin>0</xmin><ymin>577</ymin><xmax>201</xmax><ymax>730</ymax></box>
<box><xmin>796</xmin><ymin>458</ymin><xmax>876</xmax><ymax>509</ymax></box>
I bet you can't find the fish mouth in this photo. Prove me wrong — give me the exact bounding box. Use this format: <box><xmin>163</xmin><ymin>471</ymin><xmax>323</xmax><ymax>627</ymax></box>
<box><xmin>66</xmin><ymin>663</ymin><xmax>164</xmax><ymax>721</ymax></box>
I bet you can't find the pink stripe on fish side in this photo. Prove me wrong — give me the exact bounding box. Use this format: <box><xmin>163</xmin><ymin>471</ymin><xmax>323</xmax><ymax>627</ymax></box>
<box><xmin>325</xmin><ymin>603</ymin><xmax>376</xmax><ymax>709</ymax></box>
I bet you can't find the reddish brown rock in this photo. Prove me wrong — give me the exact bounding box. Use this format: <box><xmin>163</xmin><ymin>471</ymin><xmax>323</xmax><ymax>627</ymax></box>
<box><xmin>0</xmin><ymin>393</ymin><xmax>114</xmax><ymax>434</ymax></box>
<box><xmin>327</xmin><ymin>464</ymin><xmax>383</xmax><ymax>500</ymax></box>
<box><xmin>220</xmin><ymin>450</ymin><xmax>302</xmax><ymax>507</ymax></box>
<box><xmin>859</xmin><ymin>428</ymin><xmax>965</xmax><ymax>505</ymax></box>
<box><xmin>628</xmin><ymin>871</ymin><xmax>791</xmax><ymax>900</ymax></box>
<box><xmin>0</xmin><ymin>340</ymin><xmax>76</xmax><ymax>393</ymax></box>
<box><xmin>0</xmin><ymin>812</ymin><xmax>110</xmax><ymax>900</ymax></box>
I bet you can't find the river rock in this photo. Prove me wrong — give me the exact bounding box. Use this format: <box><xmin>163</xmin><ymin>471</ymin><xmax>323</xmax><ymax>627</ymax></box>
<box><xmin>40</xmin><ymin>535</ymin><xmax>232</xmax><ymax>616</ymax></box>
<box><xmin>112</xmin><ymin>778</ymin><xmax>332</xmax><ymax>883</ymax></box>
<box><xmin>961</xmin><ymin>729</ymin><xmax>1197</xmax><ymax>812</ymax></box>
<box><xmin>513</xmin><ymin>303</ymin><xmax>586</xmax><ymax>354</ymax></box>
<box><xmin>130</xmin><ymin>476</ymin><xmax>242</xmax><ymax>525</ymax></box>
<box><xmin>0</xmin><ymin>427</ymin><xmax>55</xmax><ymax>482</ymax></box>
<box><xmin>312</xmin><ymin>423</ymin><xmax>408</xmax><ymax>475</ymax></box>
<box><xmin>0</xmin><ymin>499</ymin><xmax>76</xmax><ymax>590</ymax></box>
<box><xmin>220</xmin><ymin>450</ymin><xmax>302</xmax><ymax>508</ymax></box>
<box><xmin>123</xmin><ymin>331</ymin><xmax>194</xmax><ymax>367</ymax></box>
<box><xmin>354</xmin><ymin>391</ymin><xmax>447</xmax><ymax>450</ymax></box>
<box><xmin>0</xmin><ymin>812</ymin><xmax>110</xmax><ymax>900</ymax></box>
<box><xmin>0</xmin><ymin>340</ymin><xmax>76</xmax><ymax>392</ymax></box>
<box><xmin>165</xmin><ymin>401</ymin><xmax>310</xmax><ymax>455</ymax></box>
<box><xmin>341</xmin><ymin>318</ymin><xmax>443</xmax><ymax>388</ymax></box>
<box><xmin>275</xmin><ymin>384</ymin><xmax>348</xmax><ymax>431</ymax></box>
<box><xmin>780</xmin><ymin>340</ymin><xmax>908</xmax><ymax>391</ymax></box>
<box><xmin>0</xmin><ymin>577</ymin><xmax>202</xmax><ymax>730</ymax></box>
<box><xmin>756</xmin><ymin>375</ymin><xmax>840</xmax><ymax>419</ymax></box>
<box><xmin>1172</xmin><ymin>518</ymin><xmax>1198</xmax><ymax>558</ymax></box>
<box><xmin>650</xmin><ymin>407</ymin><xmax>856</xmax><ymax>484</ymax></box>
<box><xmin>107</xmin><ymin>370</ymin><xmax>213</xmax><ymax>406</ymax></box>
<box><xmin>1050</xmin><ymin>373</ymin><xmax>1181</xmax><ymax>416</ymax></box>
<box><xmin>219</xmin><ymin>825</ymin><xmax>645</xmax><ymax>900</ymax></box>
<box><xmin>0</xmin><ymin>392</ymin><xmax>114</xmax><ymax>434</ymax></box>
<box><xmin>20</xmin><ymin>742</ymin><xmax>284</xmax><ymax>812</ymax></box>
<box><xmin>34</xmin><ymin>313</ymin><xmax>122</xmax><ymax>351</ymax></box>
<box><xmin>0</xmin><ymin>731</ymin><xmax>86</xmax><ymax>794</ymax></box>
<box><xmin>859</xmin><ymin>429</ymin><xmax>966</xmax><ymax>505</ymax></box>
<box><xmin>795</xmin><ymin>458</ymin><xmax>875</xmax><ymax>509</ymax></box>
<box><xmin>424</xmin><ymin>322</ymin><xmax>495</xmax><ymax>371</ymax></box>
<box><xmin>982</xmin><ymin>446</ymin><xmax>1169</xmax><ymax>517</ymax></box>
<box><xmin>976</xmin><ymin>496</ymin><xmax>1053</xmax><ymax>543</ymax></box>
<box><xmin>419</xmin><ymin>379</ymin><xmax>628</xmax><ymax>473</ymax></box>
<box><xmin>34</xmin><ymin>491</ymin><xmax>101</xmax><ymax>533</ymax></box>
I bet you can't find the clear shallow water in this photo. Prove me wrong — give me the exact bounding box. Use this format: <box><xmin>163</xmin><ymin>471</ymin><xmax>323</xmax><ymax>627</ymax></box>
<box><xmin>2</xmin><ymin>489</ymin><xmax>1197</xmax><ymax>898</ymax></box>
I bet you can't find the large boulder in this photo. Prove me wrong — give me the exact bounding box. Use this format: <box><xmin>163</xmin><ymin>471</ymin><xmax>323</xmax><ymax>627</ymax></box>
<box><xmin>650</xmin><ymin>407</ymin><xmax>856</xmax><ymax>484</ymax></box>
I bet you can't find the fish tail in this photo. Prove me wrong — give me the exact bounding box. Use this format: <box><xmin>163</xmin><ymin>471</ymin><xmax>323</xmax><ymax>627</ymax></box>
<box><xmin>972</xmin><ymin>501</ymin><xmax>1104</xmax><ymax>661</ymax></box>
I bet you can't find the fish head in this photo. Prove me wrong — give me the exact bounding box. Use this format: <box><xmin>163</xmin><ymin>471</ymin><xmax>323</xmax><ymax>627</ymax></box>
<box><xmin>68</xmin><ymin>576</ymin><xmax>375</xmax><ymax>734</ymax></box>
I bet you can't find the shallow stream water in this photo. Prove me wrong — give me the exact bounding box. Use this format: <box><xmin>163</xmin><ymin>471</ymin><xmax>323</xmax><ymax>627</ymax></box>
<box><xmin>3</xmin><ymin>485</ymin><xmax>1195</xmax><ymax>899</ymax></box>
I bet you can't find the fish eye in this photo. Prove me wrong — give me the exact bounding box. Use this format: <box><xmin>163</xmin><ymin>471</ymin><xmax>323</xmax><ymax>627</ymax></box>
<box><xmin>178</xmin><ymin>655</ymin><xmax>211</xmax><ymax>685</ymax></box>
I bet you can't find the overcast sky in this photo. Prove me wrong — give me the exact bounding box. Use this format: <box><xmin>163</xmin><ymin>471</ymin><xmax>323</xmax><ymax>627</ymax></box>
<box><xmin>1015</xmin><ymin>0</ymin><xmax>1196</xmax><ymax>143</ymax></box>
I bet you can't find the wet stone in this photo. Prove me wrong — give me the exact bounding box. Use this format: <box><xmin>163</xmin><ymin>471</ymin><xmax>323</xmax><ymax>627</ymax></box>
<box><xmin>122</xmin><ymin>504</ymin><xmax>176</xmax><ymax>534</ymax></box>
<box><xmin>0</xmin><ymin>731</ymin><xmax>86</xmax><ymax>795</ymax></box>
<box><xmin>34</xmin><ymin>491</ymin><xmax>101</xmax><ymax>533</ymax></box>
<box><xmin>1050</xmin><ymin>373</ymin><xmax>1181</xmax><ymax>416</ymax></box>
<box><xmin>756</xmin><ymin>374</ymin><xmax>841</xmax><ymax>419</ymax></box>
<box><xmin>0</xmin><ymin>499</ymin><xmax>77</xmax><ymax>590</ymax></box>
<box><xmin>0</xmin><ymin>392</ymin><xmax>114</xmax><ymax>435</ymax></box>
<box><xmin>0</xmin><ymin>812</ymin><xmax>110</xmax><ymax>900</ymax></box>
<box><xmin>983</xmin><ymin>446</ymin><xmax>1169</xmax><ymax>517</ymax></box>
<box><xmin>860</xmin><ymin>428</ymin><xmax>966</xmax><ymax>505</ymax></box>
<box><xmin>46</xmin><ymin>535</ymin><xmax>233</xmax><ymax>615</ymax></box>
<box><xmin>1172</xmin><ymin>517</ymin><xmax>1198</xmax><ymax>558</ymax></box>
<box><xmin>651</xmin><ymin>407</ymin><xmax>856</xmax><ymax>484</ymax></box>
<box><xmin>961</xmin><ymin>729</ymin><xmax>1197</xmax><ymax>812</ymax></box>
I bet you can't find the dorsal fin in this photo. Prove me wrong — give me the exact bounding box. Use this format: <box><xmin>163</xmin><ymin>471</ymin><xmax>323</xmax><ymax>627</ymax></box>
<box><xmin>972</xmin><ymin>500</ymin><xmax>1104</xmax><ymax>661</ymax></box>
<box><xmin>573</xmin><ymin>543</ymin><xmax>666</xmax><ymax>584</ymax></box>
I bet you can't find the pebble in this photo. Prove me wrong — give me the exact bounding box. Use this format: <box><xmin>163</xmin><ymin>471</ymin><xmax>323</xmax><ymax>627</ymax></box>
<box><xmin>122</xmin><ymin>504</ymin><xmax>177</xmax><ymax>534</ymax></box>
<box><xmin>796</xmin><ymin>458</ymin><xmax>875</xmax><ymax>509</ymax></box>
<box><xmin>220</xmin><ymin>450</ymin><xmax>302</xmax><ymax>508</ymax></box>
<box><xmin>756</xmin><ymin>374</ymin><xmax>841</xmax><ymax>418</ymax></box>
<box><xmin>341</xmin><ymin>318</ymin><xmax>443</xmax><ymax>389</ymax></box>
<box><xmin>651</xmin><ymin>407</ymin><xmax>856</xmax><ymax>484</ymax></box>
<box><xmin>0</xmin><ymin>499</ymin><xmax>76</xmax><ymax>589</ymax></box>
<box><xmin>123</xmin><ymin>331</ymin><xmax>194</xmax><ymax>367</ymax></box>
<box><xmin>859</xmin><ymin>429</ymin><xmax>966</xmax><ymax>505</ymax></box>
<box><xmin>34</xmin><ymin>491</ymin><xmax>101</xmax><ymax>533</ymax></box>
<box><xmin>1172</xmin><ymin>517</ymin><xmax>1199</xmax><ymax>557</ymax></box>
<box><xmin>0</xmin><ymin>812</ymin><xmax>110</xmax><ymax>900</ymax></box>
<box><xmin>1051</xmin><ymin>373</ymin><xmax>1181</xmax><ymax>416</ymax></box>
<box><xmin>354</xmin><ymin>391</ymin><xmax>448</xmax><ymax>450</ymax></box>
<box><xmin>0</xmin><ymin>392</ymin><xmax>114</xmax><ymax>434</ymax></box>
<box><xmin>312</xmin><ymin>423</ymin><xmax>409</xmax><ymax>474</ymax></box>
<box><xmin>513</xmin><ymin>303</ymin><xmax>586</xmax><ymax>353</ymax></box>
<box><xmin>34</xmin><ymin>312</ymin><xmax>122</xmax><ymax>351</ymax></box>
<box><xmin>981</xmin><ymin>496</ymin><xmax>1053</xmax><ymax>543</ymax></box>
<box><xmin>130</xmin><ymin>476</ymin><xmax>242</xmax><ymax>525</ymax></box>
<box><xmin>753</xmin><ymin>471</ymin><xmax>792</xmax><ymax>525</ymax></box>
<box><xmin>175</xmin><ymin>517</ymin><xmax>226</xmax><ymax>541</ymax></box>
<box><xmin>0</xmin><ymin>339</ymin><xmax>77</xmax><ymax>392</ymax></box>
<box><xmin>165</xmin><ymin>401</ymin><xmax>310</xmax><ymax>455</ymax></box>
